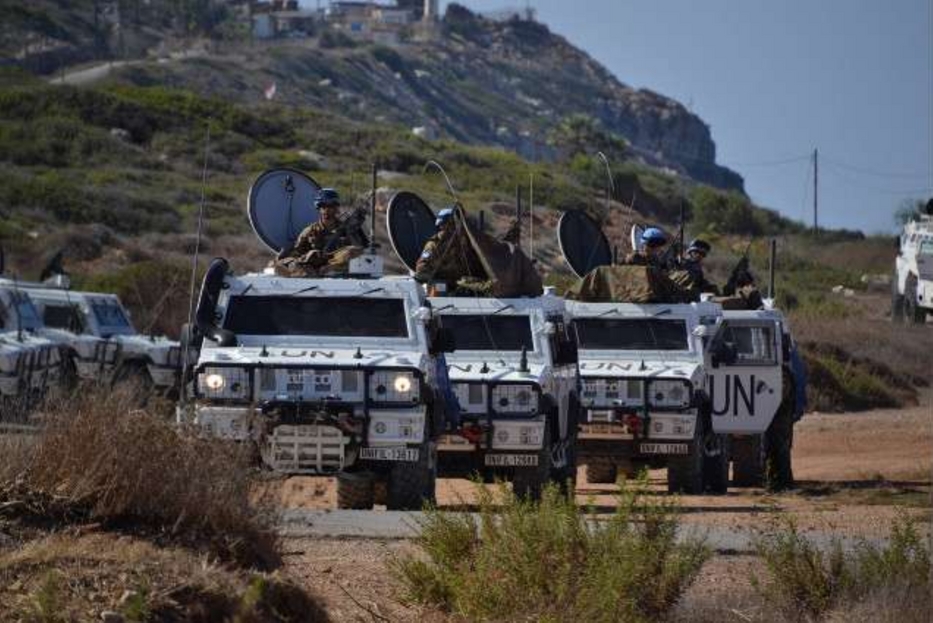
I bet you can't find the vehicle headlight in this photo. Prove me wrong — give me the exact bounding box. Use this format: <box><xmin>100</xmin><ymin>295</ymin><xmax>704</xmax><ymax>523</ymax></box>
<box><xmin>491</xmin><ymin>384</ymin><xmax>539</xmax><ymax>414</ymax></box>
<box><xmin>648</xmin><ymin>379</ymin><xmax>692</xmax><ymax>408</ymax></box>
<box><xmin>198</xmin><ymin>366</ymin><xmax>250</xmax><ymax>401</ymax></box>
<box><xmin>369</xmin><ymin>370</ymin><xmax>420</xmax><ymax>403</ymax></box>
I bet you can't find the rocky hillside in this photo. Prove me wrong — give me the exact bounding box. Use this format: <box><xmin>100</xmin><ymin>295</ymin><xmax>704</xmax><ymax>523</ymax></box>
<box><xmin>3</xmin><ymin>2</ymin><xmax>742</xmax><ymax>192</ymax></box>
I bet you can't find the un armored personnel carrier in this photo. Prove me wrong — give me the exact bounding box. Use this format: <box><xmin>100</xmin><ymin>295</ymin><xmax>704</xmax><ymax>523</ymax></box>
<box><xmin>23</xmin><ymin>286</ymin><xmax>181</xmax><ymax>394</ymax></box>
<box><xmin>893</xmin><ymin>199</ymin><xmax>933</xmax><ymax>324</ymax></box>
<box><xmin>182</xmin><ymin>169</ymin><xmax>456</xmax><ymax>510</ymax></box>
<box><xmin>559</xmin><ymin>211</ymin><xmax>802</xmax><ymax>493</ymax></box>
<box><xmin>386</xmin><ymin>191</ymin><xmax>580</xmax><ymax>497</ymax></box>
<box><xmin>0</xmin><ymin>284</ymin><xmax>66</xmax><ymax>413</ymax></box>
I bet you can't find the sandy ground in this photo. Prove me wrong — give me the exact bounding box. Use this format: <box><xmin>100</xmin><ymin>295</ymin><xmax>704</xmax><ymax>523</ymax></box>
<box><xmin>273</xmin><ymin>399</ymin><xmax>932</xmax><ymax>621</ymax></box>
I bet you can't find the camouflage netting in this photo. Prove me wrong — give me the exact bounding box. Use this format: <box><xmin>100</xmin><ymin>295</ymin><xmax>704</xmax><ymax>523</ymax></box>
<box><xmin>566</xmin><ymin>265</ymin><xmax>694</xmax><ymax>303</ymax></box>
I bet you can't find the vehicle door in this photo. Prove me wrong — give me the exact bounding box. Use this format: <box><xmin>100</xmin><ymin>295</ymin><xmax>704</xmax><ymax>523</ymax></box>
<box><xmin>705</xmin><ymin>314</ymin><xmax>783</xmax><ymax>434</ymax></box>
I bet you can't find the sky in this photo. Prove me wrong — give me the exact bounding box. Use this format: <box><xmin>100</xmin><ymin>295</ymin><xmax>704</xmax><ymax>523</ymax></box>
<box><xmin>314</xmin><ymin>1</ymin><xmax>933</xmax><ymax>233</ymax></box>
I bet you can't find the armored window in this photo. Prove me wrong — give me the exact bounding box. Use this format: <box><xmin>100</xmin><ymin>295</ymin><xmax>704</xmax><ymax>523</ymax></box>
<box><xmin>720</xmin><ymin>324</ymin><xmax>775</xmax><ymax>365</ymax></box>
<box><xmin>439</xmin><ymin>314</ymin><xmax>533</xmax><ymax>351</ymax></box>
<box><xmin>572</xmin><ymin>318</ymin><xmax>688</xmax><ymax>351</ymax></box>
<box><xmin>91</xmin><ymin>301</ymin><xmax>133</xmax><ymax>333</ymax></box>
<box><xmin>919</xmin><ymin>240</ymin><xmax>933</xmax><ymax>256</ymax></box>
<box><xmin>43</xmin><ymin>304</ymin><xmax>86</xmax><ymax>333</ymax></box>
<box><xmin>223</xmin><ymin>295</ymin><xmax>409</xmax><ymax>338</ymax></box>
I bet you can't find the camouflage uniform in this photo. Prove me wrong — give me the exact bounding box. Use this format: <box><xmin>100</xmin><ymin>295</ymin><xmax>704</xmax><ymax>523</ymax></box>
<box><xmin>274</xmin><ymin>220</ymin><xmax>369</xmax><ymax>277</ymax></box>
<box><xmin>681</xmin><ymin>258</ymin><xmax>719</xmax><ymax>294</ymax></box>
<box><xmin>413</xmin><ymin>226</ymin><xmax>485</xmax><ymax>287</ymax></box>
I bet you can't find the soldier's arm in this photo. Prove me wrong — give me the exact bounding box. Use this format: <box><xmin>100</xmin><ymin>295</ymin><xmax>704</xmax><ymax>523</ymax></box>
<box><xmin>413</xmin><ymin>241</ymin><xmax>438</xmax><ymax>282</ymax></box>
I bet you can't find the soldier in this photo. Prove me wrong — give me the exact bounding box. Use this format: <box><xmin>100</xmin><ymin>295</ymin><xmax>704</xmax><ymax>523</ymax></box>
<box><xmin>624</xmin><ymin>227</ymin><xmax>668</xmax><ymax>266</ymax></box>
<box><xmin>413</xmin><ymin>206</ymin><xmax>485</xmax><ymax>290</ymax></box>
<box><xmin>275</xmin><ymin>188</ymin><xmax>369</xmax><ymax>276</ymax></box>
<box><xmin>681</xmin><ymin>238</ymin><xmax>719</xmax><ymax>294</ymax></box>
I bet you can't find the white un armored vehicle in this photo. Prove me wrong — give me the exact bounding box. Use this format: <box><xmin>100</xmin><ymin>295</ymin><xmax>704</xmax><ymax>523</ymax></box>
<box><xmin>386</xmin><ymin>191</ymin><xmax>579</xmax><ymax>498</ymax></box>
<box><xmin>893</xmin><ymin>199</ymin><xmax>933</xmax><ymax>324</ymax></box>
<box><xmin>22</xmin><ymin>283</ymin><xmax>181</xmax><ymax>394</ymax></box>
<box><xmin>559</xmin><ymin>211</ymin><xmax>801</xmax><ymax>493</ymax></box>
<box><xmin>0</xmin><ymin>283</ymin><xmax>65</xmax><ymax>413</ymax></box>
<box><xmin>182</xmin><ymin>169</ymin><xmax>456</xmax><ymax>510</ymax></box>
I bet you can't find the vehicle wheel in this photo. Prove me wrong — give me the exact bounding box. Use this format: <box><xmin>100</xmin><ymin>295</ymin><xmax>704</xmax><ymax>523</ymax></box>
<box><xmin>703</xmin><ymin>432</ymin><xmax>730</xmax><ymax>494</ymax></box>
<box><xmin>513</xmin><ymin>421</ymin><xmax>551</xmax><ymax>501</ymax></box>
<box><xmin>891</xmin><ymin>270</ymin><xmax>905</xmax><ymax>323</ymax></box>
<box><xmin>764</xmin><ymin>383</ymin><xmax>795</xmax><ymax>492</ymax></box>
<box><xmin>387</xmin><ymin>441</ymin><xmax>437</xmax><ymax>510</ymax></box>
<box><xmin>336</xmin><ymin>471</ymin><xmax>375</xmax><ymax>510</ymax></box>
<box><xmin>112</xmin><ymin>361</ymin><xmax>154</xmax><ymax>406</ymax></box>
<box><xmin>552</xmin><ymin>395</ymin><xmax>579</xmax><ymax>496</ymax></box>
<box><xmin>667</xmin><ymin>418</ymin><xmax>705</xmax><ymax>494</ymax></box>
<box><xmin>585</xmin><ymin>459</ymin><xmax>618</xmax><ymax>484</ymax></box>
<box><xmin>731</xmin><ymin>435</ymin><xmax>764</xmax><ymax>487</ymax></box>
<box><xmin>904</xmin><ymin>276</ymin><xmax>926</xmax><ymax>324</ymax></box>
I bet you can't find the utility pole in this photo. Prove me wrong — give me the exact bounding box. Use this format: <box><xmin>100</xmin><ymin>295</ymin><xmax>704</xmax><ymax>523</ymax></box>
<box><xmin>813</xmin><ymin>147</ymin><xmax>819</xmax><ymax>234</ymax></box>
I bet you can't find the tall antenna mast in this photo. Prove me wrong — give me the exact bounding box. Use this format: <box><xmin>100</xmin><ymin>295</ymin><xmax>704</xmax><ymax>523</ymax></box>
<box><xmin>528</xmin><ymin>172</ymin><xmax>535</xmax><ymax>260</ymax></box>
<box><xmin>812</xmin><ymin>147</ymin><xmax>819</xmax><ymax>234</ymax></box>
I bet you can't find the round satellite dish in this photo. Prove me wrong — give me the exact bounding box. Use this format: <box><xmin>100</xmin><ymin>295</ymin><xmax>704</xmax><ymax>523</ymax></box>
<box><xmin>557</xmin><ymin>210</ymin><xmax>612</xmax><ymax>278</ymax></box>
<box><xmin>630</xmin><ymin>223</ymin><xmax>645</xmax><ymax>254</ymax></box>
<box><xmin>387</xmin><ymin>191</ymin><xmax>436</xmax><ymax>272</ymax></box>
<box><xmin>247</xmin><ymin>168</ymin><xmax>322</xmax><ymax>253</ymax></box>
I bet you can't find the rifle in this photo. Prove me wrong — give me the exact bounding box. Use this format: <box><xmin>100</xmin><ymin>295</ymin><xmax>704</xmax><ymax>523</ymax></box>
<box><xmin>723</xmin><ymin>241</ymin><xmax>754</xmax><ymax>296</ymax></box>
<box><xmin>322</xmin><ymin>205</ymin><xmax>370</xmax><ymax>253</ymax></box>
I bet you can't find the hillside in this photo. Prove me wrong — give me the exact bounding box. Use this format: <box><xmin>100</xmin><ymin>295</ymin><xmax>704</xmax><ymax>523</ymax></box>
<box><xmin>3</xmin><ymin>2</ymin><xmax>742</xmax><ymax>192</ymax></box>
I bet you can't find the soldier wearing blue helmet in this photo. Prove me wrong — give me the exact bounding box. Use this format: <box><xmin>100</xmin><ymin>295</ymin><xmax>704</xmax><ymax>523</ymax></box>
<box><xmin>414</xmin><ymin>205</ymin><xmax>483</xmax><ymax>285</ymax></box>
<box><xmin>275</xmin><ymin>187</ymin><xmax>369</xmax><ymax>276</ymax></box>
<box><xmin>624</xmin><ymin>226</ymin><xmax>668</xmax><ymax>267</ymax></box>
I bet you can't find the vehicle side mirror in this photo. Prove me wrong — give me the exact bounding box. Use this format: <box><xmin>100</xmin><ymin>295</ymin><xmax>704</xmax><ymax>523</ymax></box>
<box><xmin>431</xmin><ymin>327</ymin><xmax>457</xmax><ymax>355</ymax></box>
<box><xmin>180</xmin><ymin>322</ymin><xmax>203</xmax><ymax>351</ymax></box>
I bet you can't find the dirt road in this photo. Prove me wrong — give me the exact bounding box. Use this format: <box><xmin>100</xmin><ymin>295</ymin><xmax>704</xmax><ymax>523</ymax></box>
<box><xmin>273</xmin><ymin>401</ymin><xmax>931</xmax><ymax>621</ymax></box>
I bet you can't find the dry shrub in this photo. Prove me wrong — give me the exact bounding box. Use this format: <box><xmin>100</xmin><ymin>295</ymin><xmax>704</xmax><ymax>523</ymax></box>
<box><xmin>0</xmin><ymin>533</ymin><xmax>328</xmax><ymax>623</ymax></box>
<box><xmin>753</xmin><ymin>515</ymin><xmax>930</xmax><ymax>622</ymax></box>
<box><xmin>392</xmin><ymin>478</ymin><xmax>710</xmax><ymax>622</ymax></box>
<box><xmin>2</xmin><ymin>386</ymin><xmax>278</xmax><ymax>569</ymax></box>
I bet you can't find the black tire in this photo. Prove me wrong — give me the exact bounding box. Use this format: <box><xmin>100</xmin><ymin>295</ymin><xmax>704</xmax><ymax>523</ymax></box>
<box><xmin>764</xmin><ymin>378</ymin><xmax>795</xmax><ymax>492</ymax></box>
<box><xmin>703</xmin><ymin>433</ymin><xmax>730</xmax><ymax>494</ymax></box>
<box><xmin>513</xmin><ymin>420</ymin><xmax>551</xmax><ymax>501</ymax></box>
<box><xmin>891</xmin><ymin>270</ymin><xmax>906</xmax><ymax>323</ymax></box>
<box><xmin>336</xmin><ymin>471</ymin><xmax>375</xmax><ymax>510</ymax></box>
<box><xmin>112</xmin><ymin>361</ymin><xmax>154</xmax><ymax>406</ymax></box>
<box><xmin>552</xmin><ymin>395</ymin><xmax>579</xmax><ymax>496</ymax></box>
<box><xmin>904</xmin><ymin>276</ymin><xmax>926</xmax><ymax>324</ymax></box>
<box><xmin>585</xmin><ymin>459</ymin><xmax>618</xmax><ymax>484</ymax></box>
<box><xmin>386</xmin><ymin>441</ymin><xmax>437</xmax><ymax>510</ymax></box>
<box><xmin>731</xmin><ymin>435</ymin><xmax>764</xmax><ymax>487</ymax></box>
<box><xmin>668</xmin><ymin>417</ymin><xmax>705</xmax><ymax>494</ymax></box>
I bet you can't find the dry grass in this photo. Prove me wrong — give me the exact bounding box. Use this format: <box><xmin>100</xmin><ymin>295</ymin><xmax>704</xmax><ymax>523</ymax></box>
<box><xmin>0</xmin><ymin>532</ymin><xmax>328</xmax><ymax>623</ymax></box>
<box><xmin>0</xmin><ymin>387</ymin><xmax>278</xmax><ymax>569</ymax></box>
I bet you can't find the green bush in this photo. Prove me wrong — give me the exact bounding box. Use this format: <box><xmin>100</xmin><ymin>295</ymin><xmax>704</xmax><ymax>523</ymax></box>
<box><xmin>754</xmin><ymin>515</ymin><xmax>930</xmax><ymax>620</ymax></box>
<box><xmin>392</xmin><ymin>479</ymin><xmax>709</xmax><ymax>622</ymax></box>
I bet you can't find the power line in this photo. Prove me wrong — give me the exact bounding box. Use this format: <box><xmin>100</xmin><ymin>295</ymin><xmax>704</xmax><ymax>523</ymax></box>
<box><xmin>821</xmin><ymin>163</ymin><xmax>933</xmax><ymax>195</ymax></box>
<box><xmin>821</xmin><ymin>156</ymin><xmax>931</xmax><ymax>180</ymax></box>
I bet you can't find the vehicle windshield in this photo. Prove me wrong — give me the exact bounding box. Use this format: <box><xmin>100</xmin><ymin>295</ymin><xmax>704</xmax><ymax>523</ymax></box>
<box><xmin>224</xmin><ymin>295</ymin><xmax>409</xmax><ymax>338</ymax></box>
<box><xmin>440</xmin><ymin>314</ymin><xmax>534</xmax><ymax>351</ymax></box>
<box><xmin>91</xmin><ymin>301</ymin><xmax>134</xmax><ymax>335</ymax></box>
<box><xmin>919</xmin><ymin>240</ymin><xmax>933</xmax><ymax>255</ymax></box>
<box><xmin>573</xmin><ymin>317</ymin><xmax>689</xmax><ymax>351</ymax></box>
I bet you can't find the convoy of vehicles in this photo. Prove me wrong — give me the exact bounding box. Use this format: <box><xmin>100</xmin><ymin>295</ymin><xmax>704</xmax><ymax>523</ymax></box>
<box><xmin>3</xmin><ymin>162</ymin><xmax>811</xmax><ymax>506</ymax></box>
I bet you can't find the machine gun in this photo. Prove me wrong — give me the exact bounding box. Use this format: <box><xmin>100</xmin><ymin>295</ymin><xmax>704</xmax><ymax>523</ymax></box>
<box><xmin>723</xmin><ymin>241</ymin><xmax>755</xmax><ymax>297</ymax></box>
<box><xmin>322</xmin><ymin>205</ymin><xmax>370</xmax><ymax>253</ymax></box>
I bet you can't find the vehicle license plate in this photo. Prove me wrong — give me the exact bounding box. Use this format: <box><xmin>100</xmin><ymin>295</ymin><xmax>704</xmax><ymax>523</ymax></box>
<box><xmin>359</xmin><ymin>447</ymin><xmax>419</xmax><ymax>462</ymax></box>
<box><xmin>639</xmin><ymin>443</ymin><xmax>689</xmax><ymax>455</ymax></box>
<box><xmin>485</xmin><ymin>453</ymin><xmax>539</xmax><ymax>467</ymax></box>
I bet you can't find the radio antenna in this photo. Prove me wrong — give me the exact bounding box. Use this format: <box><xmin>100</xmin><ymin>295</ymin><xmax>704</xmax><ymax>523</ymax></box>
<box><xmin>182</xmin><ymin>121</ymin><xmax>211</xmax><ymax>403</ymax></box>
<box><xmin>596</xmin><ymin>151</ymin><xmax>615</xmax><ymax>219</ymax></box>
<box><xmin>528</xmin><ymin>172</ymin><xmax>535</xmax><ymax>260</ymax></box>
<box><xmin>423</xmin><ymin>160</ymin><xmax>459</xmax><ymax>204</ymax></box>
<box><xmin>370</xmin><ymin>162</ymin><xmax>378</xmax><ymax>250</ymax></box>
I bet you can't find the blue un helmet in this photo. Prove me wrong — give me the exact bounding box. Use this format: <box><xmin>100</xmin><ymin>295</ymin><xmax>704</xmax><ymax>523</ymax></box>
<box><xmin>641</xmin><ymin>227</ymin><xmax>668</xmax><ymax>247</ymax></box>
<box><xmin>687</xmin><ymin>238</ymin><xmax>711</xmax><ymax>256</ymax></box>
<box><xmin>435</xmin><ymin>206</ymin><xmax>456</xmax><ymax>228</ymax></box>
<box><xmin>315</xmin><ymin>188</ymin><xmax>340</xmax><ymax>208</ymax></box>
